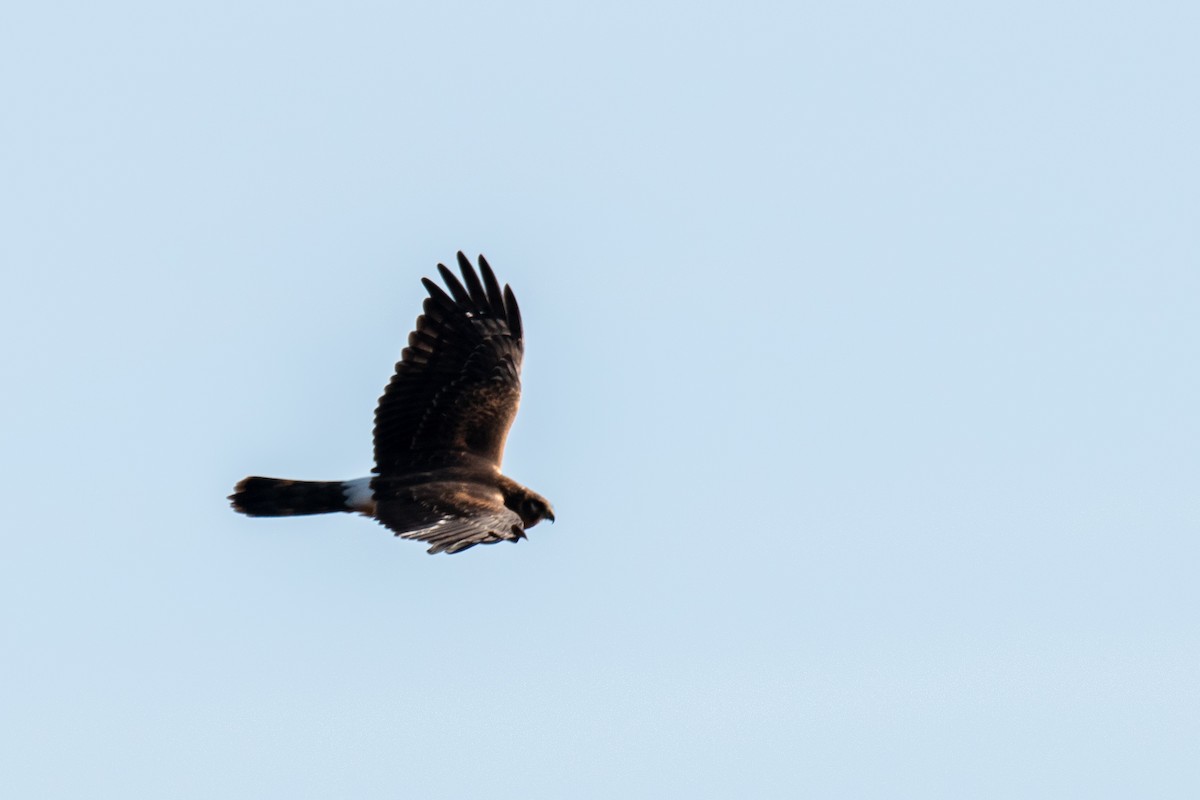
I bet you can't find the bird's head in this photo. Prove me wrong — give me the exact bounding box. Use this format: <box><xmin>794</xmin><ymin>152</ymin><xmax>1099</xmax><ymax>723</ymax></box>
<box><xmin>514</xmin><ymin>490</ymin><xmax>556</xmax><ymax>528</ymax></box>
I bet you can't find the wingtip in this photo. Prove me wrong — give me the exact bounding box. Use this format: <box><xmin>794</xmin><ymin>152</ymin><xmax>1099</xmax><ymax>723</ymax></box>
<box><xmin>437</xmin><ymin>262</ymin><xmax>474</xmax><ymax>308</ymax></box>
<box><xmin>503</xmin><ymin>283</ymin><xmax>523</xmax><ymax>340</ymax></box>
<box><xmin>455</xmin><ymin>253</ymin><xmax>488</xmax><ymax>308</ymax></box>
<box><xmin>477</xmin><ymin>255</ymin><xmax>505</xmax><ymax>313</ymax></box>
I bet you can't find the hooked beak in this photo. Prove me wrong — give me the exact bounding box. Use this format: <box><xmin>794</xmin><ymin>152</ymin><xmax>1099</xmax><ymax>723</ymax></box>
<box><xmin>545</xmin><ymin>507</ymin><xmax>556</xmax><ymax>523</ymax></box>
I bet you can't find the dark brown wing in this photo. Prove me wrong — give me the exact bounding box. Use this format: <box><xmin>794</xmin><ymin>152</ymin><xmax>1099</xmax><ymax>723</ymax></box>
<box><xmin>373</xmin><ymin>253</ymin><xmax>524</xmax><ymax>473</ymax></box>
<box><xmin>374</xmin><ymin>480</ymin><xmax>526</xmax><ymax>555</ymax></box>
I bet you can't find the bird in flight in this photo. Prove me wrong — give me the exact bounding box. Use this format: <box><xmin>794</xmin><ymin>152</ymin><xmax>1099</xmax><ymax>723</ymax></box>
<box><xmin>230</xmin><ymin>252</ymin><xmax>555</xmax><ymax>554</ymax></box>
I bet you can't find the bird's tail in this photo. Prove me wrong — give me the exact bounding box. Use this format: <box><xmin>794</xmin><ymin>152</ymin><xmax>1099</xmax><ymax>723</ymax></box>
<box><xmin>230</xmin><ymin>477</ymin><xmax>358</xmax><ymax>517</ymax></box>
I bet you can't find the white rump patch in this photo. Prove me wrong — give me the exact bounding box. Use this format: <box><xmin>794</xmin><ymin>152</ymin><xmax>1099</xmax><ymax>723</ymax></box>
<box><xmin>342</xmin><ymin>477</ymin><xmax>376</xmax><ymax>514</ymax></box>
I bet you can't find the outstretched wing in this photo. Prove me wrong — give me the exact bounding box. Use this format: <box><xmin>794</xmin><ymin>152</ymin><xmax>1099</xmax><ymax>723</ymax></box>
<box><xmin>375</xmin><ymin>481</ymin><xmax>526</xmax><ymax>555</ymax></box>
<box><xmin>373</xmin><ymin>253</ymin><xmax>524</xmax><ymax>473</ymax></box>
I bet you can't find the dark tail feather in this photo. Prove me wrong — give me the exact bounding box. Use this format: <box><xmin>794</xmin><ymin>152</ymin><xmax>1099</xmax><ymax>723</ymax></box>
<box><xmin>230</xmin><ymin>477</ymin><xmax>350</xmax><ymax>517</ymax></box>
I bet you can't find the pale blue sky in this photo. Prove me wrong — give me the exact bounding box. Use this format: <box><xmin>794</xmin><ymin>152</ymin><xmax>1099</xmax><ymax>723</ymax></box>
<box><xmin>2</xmin><ymin>1</ymin><xmax>1198</xmax><ymax>797</ymax></box>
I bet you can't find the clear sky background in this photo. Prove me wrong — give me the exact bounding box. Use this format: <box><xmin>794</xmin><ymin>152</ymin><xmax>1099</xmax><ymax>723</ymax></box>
<box><xmin>2</xmin><ymin>1</ymin><xmax>1197</xmax><ymax>797</ymax></box>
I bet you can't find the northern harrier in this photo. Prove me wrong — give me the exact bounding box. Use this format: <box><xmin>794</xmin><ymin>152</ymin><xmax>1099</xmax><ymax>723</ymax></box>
<box><xmin>230</xmin><ymin>253</ymin><xmax>555</xmax><ymax>554</ymax></box>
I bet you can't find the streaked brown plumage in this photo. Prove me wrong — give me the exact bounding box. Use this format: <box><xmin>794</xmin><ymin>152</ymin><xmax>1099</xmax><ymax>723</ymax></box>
<box><xmin>229</xmin><ymin>253</ymin><xmax>555</xmax><ymax>555</ymax></box>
